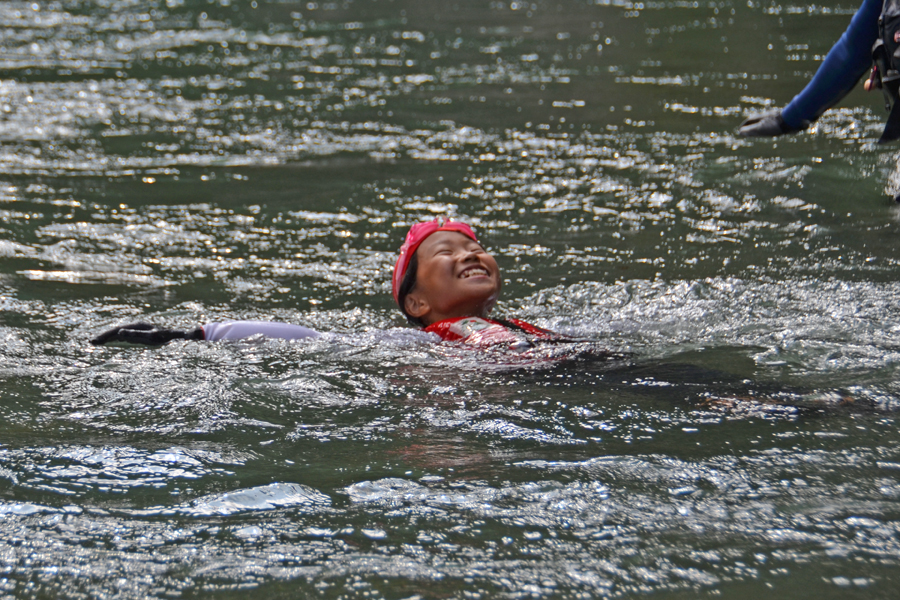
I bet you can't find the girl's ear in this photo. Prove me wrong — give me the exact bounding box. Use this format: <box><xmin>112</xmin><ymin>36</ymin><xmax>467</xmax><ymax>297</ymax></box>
<box><xmin>404</xmin><ymin>290</ymin><xmax>431</xmax><ymax>320</ymax></box>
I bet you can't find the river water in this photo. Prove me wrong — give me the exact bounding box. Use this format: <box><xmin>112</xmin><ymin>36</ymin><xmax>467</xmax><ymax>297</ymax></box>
<box><xmin>2</xmin><ymin>0</ymin><xmax>900</xmax><ymax>598</ymax></box>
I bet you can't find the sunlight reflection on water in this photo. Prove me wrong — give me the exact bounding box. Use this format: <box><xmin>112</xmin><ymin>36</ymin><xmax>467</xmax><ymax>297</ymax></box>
<box><xmin>1</xmin><ymin>0</ymin><xmax>900</xmax><ymax>598</ymax></box>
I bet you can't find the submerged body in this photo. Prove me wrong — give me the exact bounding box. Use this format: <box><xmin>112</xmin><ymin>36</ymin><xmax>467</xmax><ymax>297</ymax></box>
<box><xmin>138</xmin><ymin>315</ymin><xmax>572</xmax><ymax>349</ymax></box>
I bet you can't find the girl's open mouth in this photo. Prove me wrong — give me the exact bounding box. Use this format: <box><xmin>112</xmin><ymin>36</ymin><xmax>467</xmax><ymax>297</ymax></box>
<box><xmin>459</xmin><ymin>266</ymin><xmax>489</xmax><ymax>279</ymax></box>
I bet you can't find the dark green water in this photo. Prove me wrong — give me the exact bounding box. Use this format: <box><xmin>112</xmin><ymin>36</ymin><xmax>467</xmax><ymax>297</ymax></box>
<box><xmin>2</xmin><ymin>0</ymin><xmax>900</xmax><ymax>598</ymax></box>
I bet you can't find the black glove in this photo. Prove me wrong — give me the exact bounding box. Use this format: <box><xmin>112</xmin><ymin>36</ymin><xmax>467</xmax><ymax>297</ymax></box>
<box><xmin>738</xmin><ymin>109</ymin><xmax>808</xmax><ymax>137</ymax></box>
<box><xmin>90</xmin><ymin>322</ymin><xmax>204</xmax><ymax>346</ymax></box>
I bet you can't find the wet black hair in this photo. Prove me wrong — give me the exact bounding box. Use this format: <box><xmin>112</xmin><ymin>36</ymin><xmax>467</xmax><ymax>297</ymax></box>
<box><xmin>397</xmin><ymin>251</ymin><xmax>424</xmax><ymax>327</ymax></box>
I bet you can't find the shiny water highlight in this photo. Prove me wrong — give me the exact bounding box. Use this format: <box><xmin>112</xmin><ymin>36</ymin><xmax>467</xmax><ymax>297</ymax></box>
<box><xmin>2</xmin><ymin>0</ymin><xmax>900</xmax><ymax>598</ymax></box>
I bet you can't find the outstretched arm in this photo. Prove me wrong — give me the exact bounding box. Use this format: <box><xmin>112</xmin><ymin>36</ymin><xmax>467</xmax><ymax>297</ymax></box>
<box><xmin>91</xmin><ymin>320</ymin><xmax>322</xmax><ymax>346</ymax></box>
<box><xmin>740</xmin><ymin>0</ymin><xmax>882</xmax><ymax>136</ymax></box>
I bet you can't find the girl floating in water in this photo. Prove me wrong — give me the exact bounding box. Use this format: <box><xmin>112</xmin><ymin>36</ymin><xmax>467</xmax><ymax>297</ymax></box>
<box><xmin>91</xmin><ymin>219</ymin><xmax>573</xmax><ymax>350</ymax></box>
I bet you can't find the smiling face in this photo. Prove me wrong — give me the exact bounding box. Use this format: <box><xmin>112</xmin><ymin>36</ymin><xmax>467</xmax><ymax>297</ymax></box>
<box><xmin>403</xmin><ymin>231</ymin><xmax>501</xmax><ymax>326</ymax></box>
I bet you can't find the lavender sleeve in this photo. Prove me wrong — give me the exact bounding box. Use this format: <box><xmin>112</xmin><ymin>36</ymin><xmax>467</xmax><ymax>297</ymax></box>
<box><xmin>202</xmin><ymin>321</ymin><xmax>322</xmax><ymax>342</ymax></box>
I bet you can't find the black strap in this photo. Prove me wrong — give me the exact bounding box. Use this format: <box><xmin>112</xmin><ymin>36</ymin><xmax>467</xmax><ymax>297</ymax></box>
<box><xmin>493</xmin><ymin>318</ymin><xmax>576</xmax><ymax>344</ymax></box>
<box><xmin>880</xmin><ymin>99</ymin><xmax>900</xmax><ymax>143</ymax></box>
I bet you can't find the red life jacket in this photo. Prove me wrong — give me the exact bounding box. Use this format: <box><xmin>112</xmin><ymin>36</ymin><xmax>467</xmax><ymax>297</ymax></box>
<box><xmin>424</xmin><ymin>316</ymin><xmax>567</xmax><ymax>348</ymax></box>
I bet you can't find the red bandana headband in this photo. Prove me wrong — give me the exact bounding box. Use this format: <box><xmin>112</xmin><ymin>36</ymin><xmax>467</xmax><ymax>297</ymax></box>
<box><xmin>391</xmin><ymin>219</ymin><xmax>478</xmax><ymax>305</ymax></box>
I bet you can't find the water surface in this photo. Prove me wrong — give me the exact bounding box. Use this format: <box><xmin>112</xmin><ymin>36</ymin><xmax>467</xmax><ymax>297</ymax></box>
<box><xmin>2</xmin><ymin>0</ymin><xmax>900</xmax><ymax>598</ymax></box>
